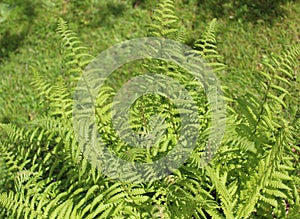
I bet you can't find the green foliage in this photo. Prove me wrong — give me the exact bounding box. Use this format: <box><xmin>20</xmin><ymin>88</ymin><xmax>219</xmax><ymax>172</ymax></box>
<box><xmin>0</xmin><ymin>0</ymin><xmax>299</xmax><ymax>218</ymax></box>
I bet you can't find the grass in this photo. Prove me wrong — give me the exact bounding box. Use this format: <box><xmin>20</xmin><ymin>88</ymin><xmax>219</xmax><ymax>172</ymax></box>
<box><xmin>0</xmin><ymin>0</ymin><xmax>299</xmax><ymax>123</ymax></box>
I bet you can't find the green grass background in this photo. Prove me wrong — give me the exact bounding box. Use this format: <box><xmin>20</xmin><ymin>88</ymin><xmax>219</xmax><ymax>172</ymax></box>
<box><xmin>0</xmin><ymin>0</ymin><xmax>299</xmax><ymax>124</ymax></box>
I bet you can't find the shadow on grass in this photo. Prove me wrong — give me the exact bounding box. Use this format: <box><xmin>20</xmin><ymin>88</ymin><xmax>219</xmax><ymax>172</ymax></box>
<box><xmin>0</xmin><ymin>0</ymin><xmax>37</xmax><ymax>62</ymax></box>
<box><xmin>197</xmin><ymin>0</ymin><xmax>293</xmax><ymax>23</ymax></box>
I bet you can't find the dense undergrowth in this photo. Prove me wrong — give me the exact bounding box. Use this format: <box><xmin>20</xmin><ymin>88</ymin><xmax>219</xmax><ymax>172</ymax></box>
<box><xmin>0</xmin><ymin>0</ymin><xmax>299</xmax><ymax>218</ymax></box>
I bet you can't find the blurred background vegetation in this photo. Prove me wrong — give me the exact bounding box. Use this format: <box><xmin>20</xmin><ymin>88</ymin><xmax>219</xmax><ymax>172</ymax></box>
<box><xmin>0</xmin><ymin>0</ymin><xmax>299</xmax><ymax>124</ymax></box>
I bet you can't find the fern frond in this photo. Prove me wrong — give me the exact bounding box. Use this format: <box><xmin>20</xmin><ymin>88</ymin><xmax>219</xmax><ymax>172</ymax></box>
<box><xmin>193</xmin><ymin>19</ymin><xmax>226</xmax><ymax>73</ymax></box>
<box><xmin>57</xmin><ymin>18</ymin><xmax>94</xmax><ymax>81</ymax></box>
<box><xmin>148</xmin><ymin>0</ymin><xmax>178</xmax><ymax>39</ymax></box>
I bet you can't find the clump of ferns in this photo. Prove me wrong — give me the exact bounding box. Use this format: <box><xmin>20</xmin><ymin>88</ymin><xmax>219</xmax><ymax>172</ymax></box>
<box><xmin>208</xmin><ymin>44</ymin><xmax>300</xmax><ymax>218</ymax></box>
<box><xmin>0</xmin><ymin>0</ymin><xmax>299</xmax><ymax>218</ymax></box>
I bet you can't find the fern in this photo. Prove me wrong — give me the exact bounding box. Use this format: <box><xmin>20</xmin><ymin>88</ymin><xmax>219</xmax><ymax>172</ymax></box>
<box><xmin>0</xmin><ymin>0</ymin><xmax>299</xmax><ymax>218</ymax></box>
<box><xmin>148</xmin><ymin>0</ymin><xmax>178</xmax><ymax>39</ymax></box>
<box><xmin>56</xmin><ymin>18</ymin><xmax>94</xmax><ymax>83</ymax></box>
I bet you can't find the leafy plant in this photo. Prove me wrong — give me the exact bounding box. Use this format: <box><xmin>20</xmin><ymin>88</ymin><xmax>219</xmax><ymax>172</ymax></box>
<box><xmin>0</xmin><ymin>0</ymin><xmax>299</xmax><ymax>218</ymax></box>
